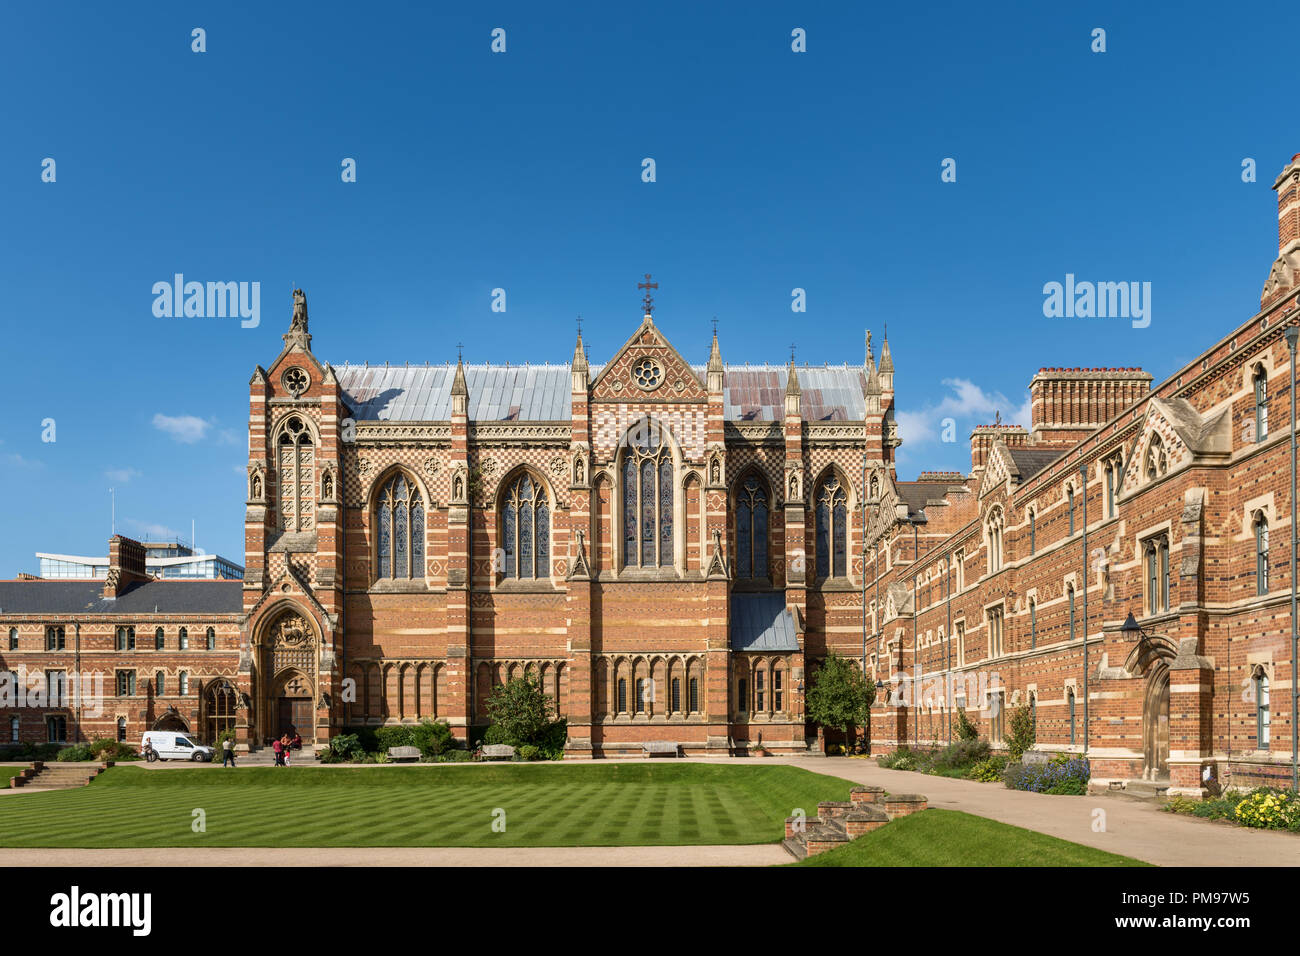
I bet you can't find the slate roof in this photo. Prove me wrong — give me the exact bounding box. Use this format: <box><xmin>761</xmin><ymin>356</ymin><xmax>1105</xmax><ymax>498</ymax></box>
<box><xmin>334</xmin><ymin>362</ymin><xmax>868</xmax><ymax>422</ymax></box>
<box><xmin>729</xmin><ymin>593</ymin><xmax>800</xmax><ymax>652</ymax></box>
<box><xmin>1006</xmin><ymin>447</ymin><xmax>1066</xmax><ymax>483</ymax></box>
<box><xmin>0</xmin><ymin>580</ymin><xmax>244</xmax><ymax>616</ymax></box>
<box><xmin>894</xmin><ymin>480</ymin><xmax>964</xmax><ymax>519</ymax></box>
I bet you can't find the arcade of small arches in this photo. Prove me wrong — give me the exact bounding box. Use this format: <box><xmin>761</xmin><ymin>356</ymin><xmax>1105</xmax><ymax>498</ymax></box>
<box><xmin>344</xmin><ymin>659</ymin><xmax>450</xmax><ymax>723</ymax></box>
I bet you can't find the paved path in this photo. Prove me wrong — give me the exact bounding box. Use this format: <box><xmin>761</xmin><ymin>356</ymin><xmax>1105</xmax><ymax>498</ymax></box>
<box><xmin>769</xmin><ymin>756</ymin><xmax>1300</xmax><ymax>867</ymax></box>
<box><xmin>0</xmin><ymin>844</ymin><xmax>787</xmax><ymax>867</ymax></box>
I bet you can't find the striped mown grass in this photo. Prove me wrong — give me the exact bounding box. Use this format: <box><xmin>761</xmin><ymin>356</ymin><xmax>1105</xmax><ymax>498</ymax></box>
<box><xmin>0</xmin><ymin>763</ymin><xmax>853</xmax><ymax>848</ymax></box>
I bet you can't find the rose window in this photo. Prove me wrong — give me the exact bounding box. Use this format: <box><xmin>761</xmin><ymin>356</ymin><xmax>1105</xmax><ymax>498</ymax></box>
<box><xmin>283</xmin><ymin>367</ymin><xmax>309</xmax><ymax>397</ymax></box>
<box><xmin>632</xmin><ymin>357</ymin><xmax>663</xmax><ymax>390</ymax></box>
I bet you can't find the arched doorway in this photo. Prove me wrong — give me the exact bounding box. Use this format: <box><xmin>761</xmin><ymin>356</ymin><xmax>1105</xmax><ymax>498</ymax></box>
<box><xmin>152</xmin><ymin>710</ymin><xmax>189</xmax><ymax>733</ymax></box>
<box><xmin>1142</xmin><ymin>664</ymin><xmax>1170</xmax><ymax>781</ymax></box>
<box><xmin>256</xmin><ymin>608</ymin><xmax>319</xmax><ymax>746</ymax></box>
<box><xmin>274</xmin><ymin>671</ymin><xmax>315</xmax><ymax>743</ymax></box>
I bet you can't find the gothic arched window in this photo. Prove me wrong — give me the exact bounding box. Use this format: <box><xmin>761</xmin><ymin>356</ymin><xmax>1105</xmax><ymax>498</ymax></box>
<box><xmin>815</xmin><ymin>476</ymin><xmax>848</xmax><ymax>579</ymax></box>
<box><xmin>1255</xmin><ymin>512</ymin><xmax>1270</xmax><ymax>595</ymax></box>
<box><xmin>1144</xmin><ymin>535</ymin><xmax>1170</xmax><ymax>613</ymax></box>
<box><xmin>1254</xmin><ymin>365</ymin><xmax>1269</xmax><ymax>442</ymax></box>
<box><xmin>735</xmin><ymin>474</ymin><xmax>770</xmax><ymax>580</ymax></box>
<box><xmin>622</xmin><ymin>423</ymin><xmax>673</xmax><ymax>568</ymax></box>
<box><xmin>376</xmin><ymin>473</ymin><xmax>425</xmax><ymax>580</ymax></box>
<box><xmin>502</xmin><ymin>473</ymin><xmax>550</xmax><ymax>579</ymax></box>
<box><xmin>276</xmin><ymin>415</ymin><xmax>315</xmax><ymax>531</ymax></box>
<box><xmin>986</xmin><ymin>507</ymin><xmax>1004</xmax><ymax>573</ymax></box>
<box><xmin>1144</xmin><ymin>434</ymin><xmax>1168</xmax><ymax>480</ymax></box>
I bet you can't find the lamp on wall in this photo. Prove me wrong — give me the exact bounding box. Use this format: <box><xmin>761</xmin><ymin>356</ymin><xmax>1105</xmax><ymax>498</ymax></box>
<box><xmin>1120</xmin><ymin>612</ymin><xmax>1155</xmax><ymax>659</ymax></box>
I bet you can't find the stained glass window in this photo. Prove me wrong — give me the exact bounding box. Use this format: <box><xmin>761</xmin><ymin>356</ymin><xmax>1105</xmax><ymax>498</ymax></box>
<box><xmin>376</xmin><ymin>472</ymin><xmax>425</xmax><ymax>579</ymax></box>
<box><xmin>736</xmin><ymin>475</ymin><xmax>769</xmax><ymax>579</ymax></box>
<box><xmin>502</xmin><ymin>473</ymin><xmax>550</xmax><ymax>579</ymax></box>
<box><xmin>815</xmin><ymin>477</ymin><xmax>848</xmax><ymax>579</ymax></box>
<box><xmin>623</xmin><ymin>458</ymin><xmax>638</xmax><ymax>566</ymax></box>
<box><xmin>623</xmin><ymin>421</ymin><xmax>674</xmax><ymax>568</ymax></box>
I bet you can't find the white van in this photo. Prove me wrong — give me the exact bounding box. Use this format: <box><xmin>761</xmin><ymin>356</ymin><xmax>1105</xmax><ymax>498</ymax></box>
<box><xmin>140</xmin><ymin>731</ymin><xmax>215</xmax><ymax>762</ymax></box>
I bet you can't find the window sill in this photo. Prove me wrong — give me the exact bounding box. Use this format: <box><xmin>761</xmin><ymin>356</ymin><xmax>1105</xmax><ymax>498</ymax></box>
<box><xmin>817</xmin><ymin>578</ymin><xmax>858</xmax><ymax>592</ymax></box>
<box><xmin>368</xmin><ymin>579</ymin><xmax>433</xmax><ymax>594</ymax></box>
<box><xmin>491</xmin><ymin>580</ymin><xmax>563</xmax><ymax>594</ymax></box>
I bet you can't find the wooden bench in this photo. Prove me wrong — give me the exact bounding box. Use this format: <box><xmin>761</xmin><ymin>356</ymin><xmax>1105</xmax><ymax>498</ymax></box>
<box><xmin>386</xmin><ymin>746</ymin><xmax>421</xmax><ymax>763</ymax></box>
<box><xmin>480</xmin><ymin>744</ymin><xmax>515</xmax><ymax>760</ymax></box>
<box><xmin>642</xmin><ymin>741</ymin><xmax>680</xmax><ymax>758</ymax></box>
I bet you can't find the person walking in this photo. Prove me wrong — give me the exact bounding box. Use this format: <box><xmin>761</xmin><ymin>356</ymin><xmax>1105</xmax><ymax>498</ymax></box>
<box><xmin>143</xmin><ymin>736</ymin><xmax>155</xmax><ymax>763</ymax></box>
<box><xmin>221</xmin><ymin>735</ymin><xmax>235</xmax><ymax>768</ymax></box>
<box><xmin>272</xmin><ymin>735</ymin><xmax>283</xmax><ymax>767</ymax></box>
<box><xmin>281</xmin><ymin>733</ymin><xmax>292</xmax><ymax>767</ymax></box>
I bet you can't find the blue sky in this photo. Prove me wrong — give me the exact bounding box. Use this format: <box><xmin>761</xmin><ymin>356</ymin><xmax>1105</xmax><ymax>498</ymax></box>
<box><xmin>0</xmin><ymin>1</ymin><xmax>1294</xmax><ymax>576</ymax></box>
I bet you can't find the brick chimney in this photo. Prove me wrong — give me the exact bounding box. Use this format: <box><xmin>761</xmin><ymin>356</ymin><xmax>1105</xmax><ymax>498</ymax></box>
<box><xmin>1028</xmin><ymin>367</ymin><xmax>1151</xmax><ymax>444</ymax></box>
<box><xmin>103</xmin><ymin>535</ymin><xmax>151</xmax><ymax>598</ymax></box>
<box><xmin>970</xmin><ymin>424</ymin><xmax>1029</xmax><ymax>474</ymax></box>
<box><xmin>1262</xmin><ymin>153</ymin><xmax>1300</xmax><ymax>309</ymax></box>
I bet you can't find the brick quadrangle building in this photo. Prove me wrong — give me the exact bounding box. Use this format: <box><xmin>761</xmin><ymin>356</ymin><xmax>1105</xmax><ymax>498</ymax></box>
<box><xmin>3</xmin><ymin>153</ymin><xmax>1300</xmax><ymax>795</ymax></box>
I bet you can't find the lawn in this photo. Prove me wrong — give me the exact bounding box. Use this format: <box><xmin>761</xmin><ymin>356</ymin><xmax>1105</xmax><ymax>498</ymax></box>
<box><xmin>0</xmin><ymin>763</ymin><xmax>854</xmax><ymax>848</ymax></box>
<box><xmin>793</xmin><ymin>808</ymin><xmax>1150</xmax><ymax>867</ymax></box>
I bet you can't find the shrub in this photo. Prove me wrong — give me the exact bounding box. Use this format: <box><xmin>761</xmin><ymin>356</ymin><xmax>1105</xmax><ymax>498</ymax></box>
<box><xmin>87</xmin><ymin>738</ymin><xmax>140</xmax><ymax>761</ymax></box>
<box><xmin>517</xmin><ymin>744</ymin><xmax>542</xmax><ymax>761</ymax></box>
<box><xmin>56</xmin><ymin>745</ymin><xmax>94</xmax><ymax>762</ymax></box>
<box><xmin>954</xmin><ymin>707</ymin><xmax>981</xmax><ymax>742</ymax></box>
<box><xmin>372</xmin><ymin>725</ymin><xmax>417</xmax><ymax>753</ymax></box>
<box><xmin>930</xmin><ymin>738</ymin><xmax>990</xmax><ymax>772</ymax></box>
<box><xmin>1007</xmin><ymin>704</ymin><xmax>1036</xmax><ymax>761</ymax></box>
<box><xmin>1004</xmin><ymin>757</ymin><xmax>1090</xmax><ymax>794</ymax></box>
<box><xmin>411</xmin><ymin>720</ymin><xmax>455</xmax><ymax>757</ymax></box>
<box><xmin>878</xmin><ymin>747</ymin><xmax>920</xmax><ymax>771</ymax></box>
<box><xmin>482</xmin><ymin>723</ymin><xmax>517</xmax><ymax>747</ymax></box>
<box><xmin>341</xmin><ymin>725</ymin><xmax>379</xmax><ymax>754</ymax></box>
<box><xmin>322</xmin><ymin>733</ymin><xmax>364</xmax><ymax>762</ymax></box>
<box><xmin>1234</xmin><ymin>789</ymin><xmax>1300</xmax><ymax>830</ymax></box>
<box><xmin>484</xmin><ymin>676</ymin><xmax>554</xmax><ymax>749</ymax></box>
<box><xmin>969</xmin><ymin>754</ymin><xmax>1008</xmax><ymax>782</ymax></box>
<box><xmin>536</xmin><ymin>719</ymin><xmax>567</xmax><ymax>760</ymax></box>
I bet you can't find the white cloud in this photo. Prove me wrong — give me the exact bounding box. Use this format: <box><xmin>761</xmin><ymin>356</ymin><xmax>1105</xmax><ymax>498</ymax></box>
<box><xmin>105</xmin><ymin>467</ymin><xmax>142</xmax><ymax>483</ymax></box>
<box><xmin>896</xmin><ymin>378</ymin><xmax>1032</xmax><ymax>450</ymax></box>
<box><xmin>4</xmin><ymin>453</ymin><xmax>43</xmax><ymax>470</ymax></box>
<box><xmin>152</xmin><ymin>413</ymin><xmax>211</xmax><ymax>444</ymax></box>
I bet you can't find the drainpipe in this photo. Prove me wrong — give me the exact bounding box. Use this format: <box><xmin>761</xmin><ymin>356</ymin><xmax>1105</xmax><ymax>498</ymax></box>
<box><xmin>1286</xmin><ymin>322</ymin><xmax>1299</xmax><ymax>793</ymax></box>
<box><xmin>912</xmin><ymin>520</ymin><xmax>919</xmax><ymax>750</ymax></box>
<box><xmin>945</xmin><ymin>554</ymin><xmax>952</xmax><ymax>743</ymax></box>
<box><xmin>1079</xmin><ymin>463</ymin><xmax>1089</xmax><ymax>758</ymax></box>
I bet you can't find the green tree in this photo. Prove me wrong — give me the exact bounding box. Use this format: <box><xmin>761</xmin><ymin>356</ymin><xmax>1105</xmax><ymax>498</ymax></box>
<box><xmin>806</xmin><ymin>651</ymin><xmax>877</xmax><ymax>754</ymax></box>
<box><xmin>484</xmin><ymin>676</ymin><xmax>554</xmax><ymax>747</ymax></box>
<box><xmin>1007</xmin><ymin>703</ymin><xmax>1036</xmax><ymax>761</ymax></box>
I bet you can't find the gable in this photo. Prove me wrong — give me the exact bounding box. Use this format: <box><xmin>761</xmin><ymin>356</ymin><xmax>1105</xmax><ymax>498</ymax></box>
<box><xmin>590</xmin><ymin>317</ymin><xmax>708</xmax><ymax>403</ymax></box>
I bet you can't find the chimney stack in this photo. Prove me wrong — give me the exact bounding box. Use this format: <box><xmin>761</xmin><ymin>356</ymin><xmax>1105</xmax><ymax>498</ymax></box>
<box><xmin>1262</xmin><ymin>153</ymin><xmax>1300</xmax><ymax>309</ymax></box>
<box><xmin>1028</xmin><ymin>367</ymin><xmax>1151</xmax><ymax>444</ymax></box>
<box><xmin>103</xmin><ymin>535</ymin><xmax>150</xmax><ymax>598</ymax></box>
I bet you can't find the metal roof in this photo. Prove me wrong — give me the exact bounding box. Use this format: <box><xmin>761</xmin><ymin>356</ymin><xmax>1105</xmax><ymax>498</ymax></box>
<box><xmin>729</xmin><ymin>593</ymin><xmax>800</xmax><ymax>652</ymax></box>
<box><xmin>0</xmin><ymin>580</ymin><xmax>244</xmax><ymax>616</ymax></box>
<box><xmin>335</xmin><ymin>362</ymin><xmax>867</xmax><ymax>423</ymax></box>
<box><xmin>335</xmin><ymin>364</ymin><xmax>574</xmax><ymax>422</ymax></box>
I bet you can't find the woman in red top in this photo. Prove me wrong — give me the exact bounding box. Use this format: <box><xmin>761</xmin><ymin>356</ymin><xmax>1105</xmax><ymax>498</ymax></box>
<box><xmin>272</xmin><ymin>736</ymin><xmax>284</xmax><ymax>766</ymax></box>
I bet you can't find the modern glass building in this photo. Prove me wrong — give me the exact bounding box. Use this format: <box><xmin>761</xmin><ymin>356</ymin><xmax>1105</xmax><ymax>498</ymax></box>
<box><xmin>36</xmin><ymin>539</ymin><xmax>243</xmax><ymax>580</ymax></box>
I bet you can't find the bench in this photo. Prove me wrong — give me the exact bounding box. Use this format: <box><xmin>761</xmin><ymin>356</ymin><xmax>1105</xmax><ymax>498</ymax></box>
<box><xmin>386</xmin><ymin>746</ymin><xmax>421</xmax><ymax>763</ymax></box>
<box><xmin>642</xmin><ymin>741</ymin><xmax>681</xmax><ymax>758</ymax></box>
<box><xmin>480</xmin><ymin>744</ymin><xmax>515</xmax><ymax>760</ymax></box>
